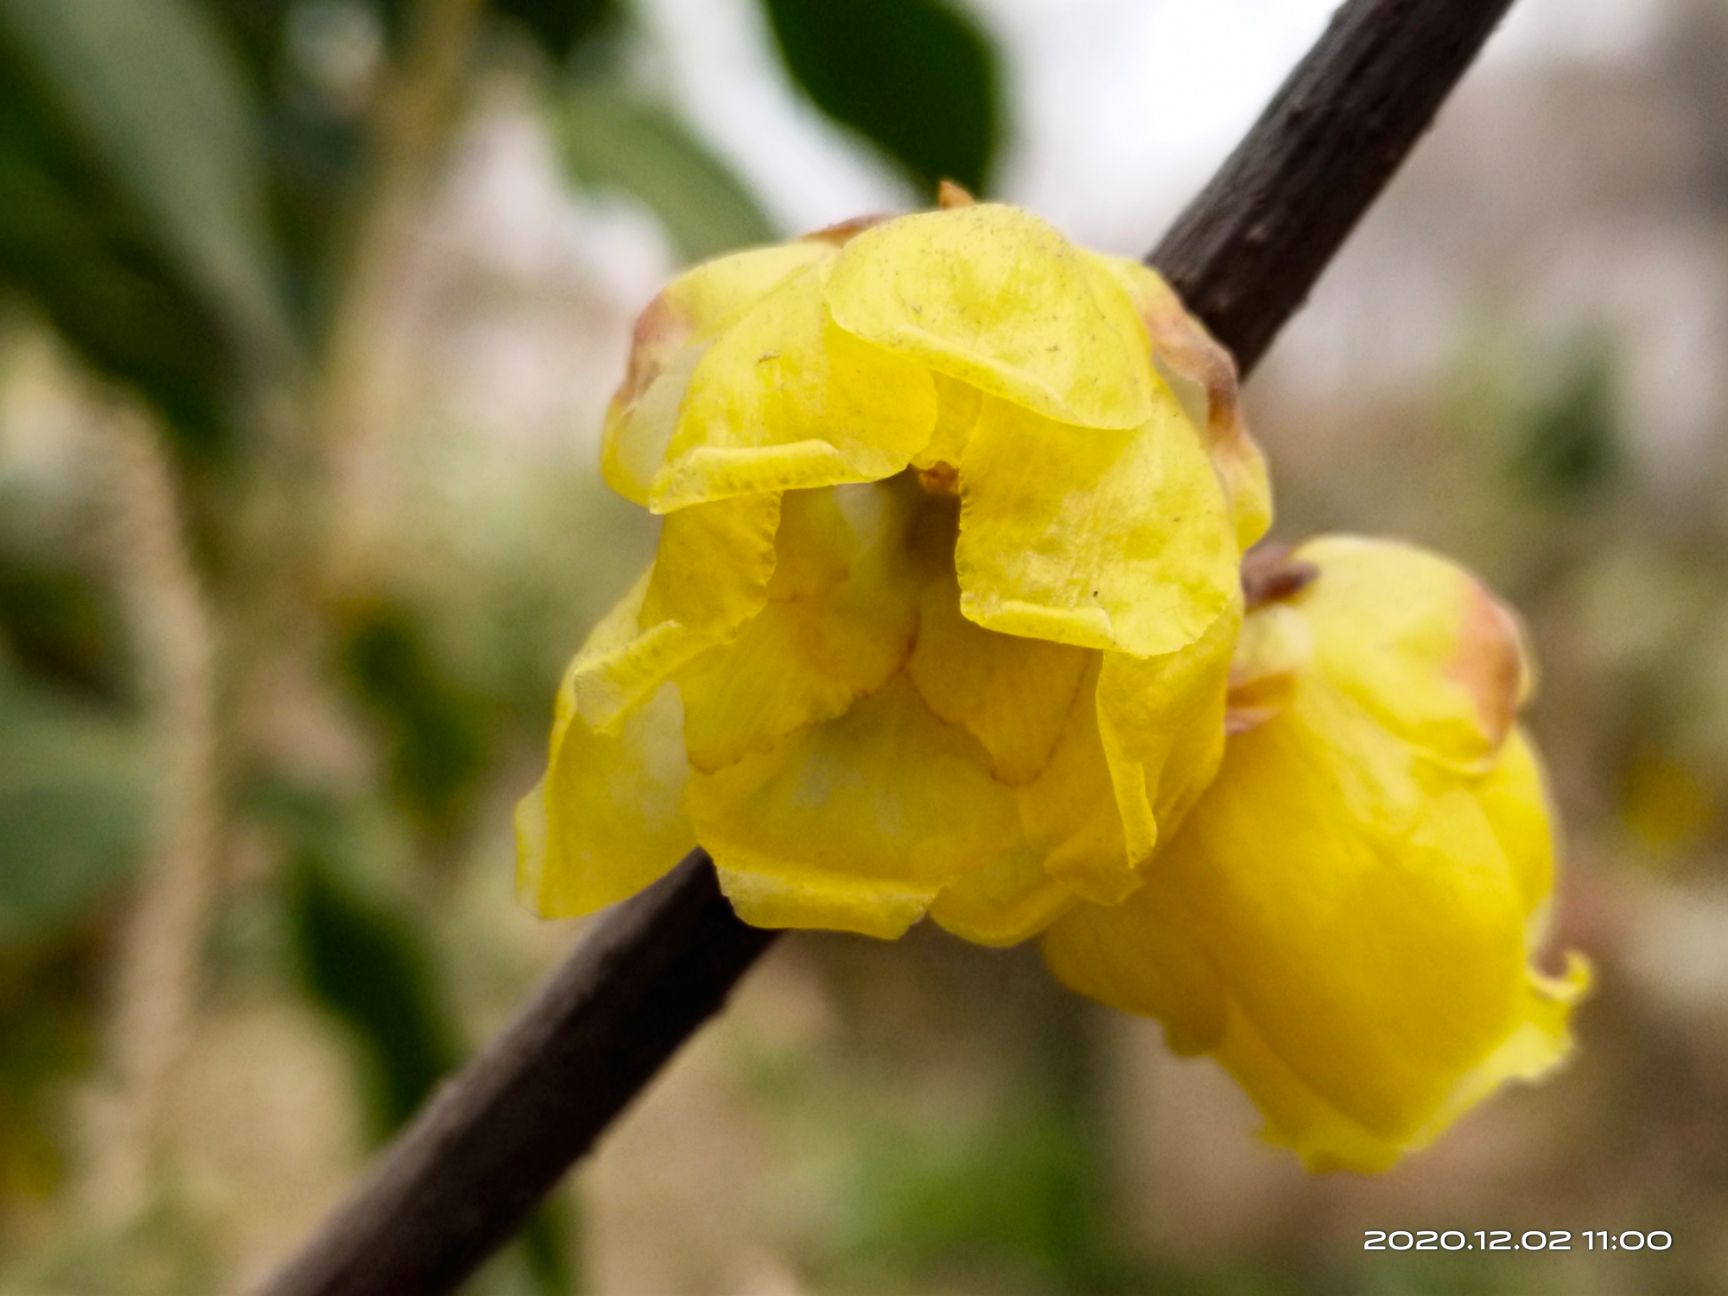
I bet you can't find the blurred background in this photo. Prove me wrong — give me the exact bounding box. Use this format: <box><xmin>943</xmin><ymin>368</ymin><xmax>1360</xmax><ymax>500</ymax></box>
<box><xmin>2</xmin><ymin>0</ymin><xmax>1726</xmax><ymax>1291</ymax></box>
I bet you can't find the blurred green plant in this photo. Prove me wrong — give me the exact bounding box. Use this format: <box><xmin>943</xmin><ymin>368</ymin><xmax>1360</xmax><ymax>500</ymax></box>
<box><xmin>556</xmin><ymin>79</ymin><xmax>777</xmax><ymax>261</ymax></box>
<box><xmin>0</xmin><ymin>0</ymin><xmax>291</xmax><ymax>455</ymax></box>
<box><xmin>0</xmin><ymin>666</ymin><xmax>144</xmax><ymax>945</ymax></box>
<box><xmin>1511</xmin><ymin>340</ymin><xmax>1620</xmax><ymax>500</ymax></box>
<box><xmin>759</xmin><ymin>0</ymin><xmax>1001</xmax><ymax>194</ymax></box>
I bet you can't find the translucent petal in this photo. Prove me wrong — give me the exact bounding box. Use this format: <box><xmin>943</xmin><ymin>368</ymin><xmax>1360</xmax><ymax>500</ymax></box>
<box><xmin>1042</xmin><ymin>539</ymin><xmax>1583</xmax><ymax>1170</ymax></box>
<box><xmin>516</xmin><ymin>680</ymin><xmax>694</xmax><ymax>918</ymax></box>
<box><xmin>911</xmin><ymin>375</ymin><xmax>981</xmax><ymax>473</ymax></box>
<box><xmin>1475</xmin><ymin>728</ymin><xmax>1558</xmax><ymax>918</ymax></box>
<box><xmin>928</xmin><ymin>846</ymin><xmax>1079</xmax><ymax>948</ymax></box>
<box><xmin>649</xmin><ymin>265</ymin><xmax>937</xmax><ymax>511</ymax></box>
<box><xmin>824</xmin><ymin>204</ymin><xmax>1154</xmax><ymax>430</ymax></box>
<box><xmin>1022</xmin><ymin>655</ymin><xmax>1151</xmax><ymax>905</ymax></box>
<box><xmin>954</xmin><ymin>396</ymin><xmax>1239</xmax><ymax>657</ymax></box>
<box><xmin>676</xmin><ymin>481</ymin><xmax>922</xmax><ymax>772</ymax></box>
<box><xmin>1088</xmin><ymin>254</ymin><xmax>1272</xmax><ymax>549</ymax></box>
<box><xmin>603</xmin><ymin>243</ymin><xmax>834</xmax><ymax>505</ymax></box>
<box><xmin>1040</xmin><ymin>885</ymin><xmax>1227</xmax><ymax>1056</ymax></box>
<box><xmin>1076</xmin><ymin>611</ymin><xmax>1234</xmax><ymax>901</ymax></box>
<box><xmin>571</xmin><ymin>493</ymin><xmax>781</xmax><ymax>730</ymax></box>
<box><xmin>688</xmin><ymin>676</ymin><xmax>1020</xmax><ymax>938</ymax></box>
<box><xmin>1293</xmin><ymin>536</ymin><xmax>1532</xmax><ymax>770</ymax></box>
<box><xmin>906</xmin><ymin>562</ymin><xmax>1091</xmax><ymax>785</ymax></box>
<box><xmin>1046</xmin><ymin>712</ymin><xmax>1581</xmax><ymax>1169</ymax></box>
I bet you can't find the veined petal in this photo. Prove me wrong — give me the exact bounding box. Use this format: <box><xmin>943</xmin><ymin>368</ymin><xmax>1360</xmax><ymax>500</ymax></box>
<box><xmin>1088</xmin><ymin>254</ymin><xmax>1272</xmax><ymax>550</ymax></box>
<box><xmin>912</xmin><ymin>375</ymin><xmax>981</xmax><ymax>473</ymax></box>
<box><xmin>516</xmin><ymin>680</ymin><xmax>694</xmax><ymax>918</ymax></box>
<box><xmin>1475</xmin><ymin>727</ymin><xmax>1558</xmax><ymax>920</ymax></box>
<box><xmin>1293</xmin><ymin>536</ymin><xmax>1532</xmax><ymax>770</ymax></box>
<box><xmin>688</xmin><ymin>675</ymin><xmax>1020</xmax><ymax>938</ymax></box>
<box><xmin>954</xmin><ymin>396</ymin><xmax>1239</xmax><ymax>657</ymax></box>
<box><xmin>907</xmin><ymin>561</ymin><xmax>1091</xmax><ymax>785</ymax></box>
<box><xmin>928</xmin><ymin>846</ymin><xmax>1079</xmax><ymax>949</ymax></box>
<box><xmin>571</xmin><ymin>493</ymin><xmax>781</xmax><ymax>730</ymax></box>
<box><xmin>677</xmin><ymin>481</ymin><xmax>922</xmax><ymax>772</ymax></box>
<box><xmin>1047</xmin><ymin>714</ymin><xmax>1579</xmax><ymax>1169</ymax></box>
<box><xmin>824</xmin><ymin>204</ymin><xmax>1154</xmax><ymax>430</ymax></box>
<box><xmin>604</xmin><ymin>243</ymin><xmax>835</xmax><ymax>505</ymax></box>
<box><xmin>1091</xmin><ymin>606</ymin><xmax>1238</xmax><ymax>895</ymax></box>
<box><xmin>649</xmin><ymin>265</ymin><xmax>937</xmax><ymax>511</ymax></box>
<box><xmin>1044</xmin><ymin>537</ymin><xmax>1585</xmax><ymax>1171</ymax></box>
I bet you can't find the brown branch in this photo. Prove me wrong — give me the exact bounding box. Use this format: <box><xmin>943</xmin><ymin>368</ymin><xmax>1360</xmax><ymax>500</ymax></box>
<box><xmin>1151</xmin><ymin>0</ymin><xmax>1516</xmax><ymax>371</ymax></box>
<box><xmin>258</xmin><ymin>851</ymin><xmax>772</xmax><ymax>1296</ymax></box>
<box><xmin>256</xmin><ymin>0</ymin><xmax>1517</xmax><ymax>1290</ymax></box>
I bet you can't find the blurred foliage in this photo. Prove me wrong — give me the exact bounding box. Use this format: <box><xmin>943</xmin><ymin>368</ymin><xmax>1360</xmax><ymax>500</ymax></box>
<box><xmin>1511</xmin><ymin>340</ymin><xmax>1621</xmax><ymax>500</ymax></box>
<box><xmin>490</xmin><ymin>0</ymin><xmax>621</xmax><ymax>65</ymax></box>
<box><xmin>556</xmin><ymin>80</ymin><xmax>778</xmax><ymax>261</ymax></box>
<box><xmin>0</xmin><ymin>515</ymin><xmax>128</xmax><ymax>703</ymax></box>
<box><xmin>335</xmin><ymin>597</ymin><xmax>498</xmax><ymax>843</ymax></box>
<box><xmin>0</xmin><ymin>0</ymin><xmax>288</xmax><ymax>455</ymax></box>
<box><xmin>279</xmin><ymin>806</ymin><xmax>461</xmax><ymax>1131</ymax></box>
<box><xmin>0</xmin><ymin>666</ymin><xmax>144</xmax><ymax>945</ymax></box>
<box><xmin>760</xmin><ymin>0</ymin><xmax>1001</xmax><ymax>193</ymax></box>
<box><xmin>0</xmin><ymin>937</ymin><xmax>97</xmax><ymax>1209</ymax></box>
<box><xmin>269</xmin><ymin>782</ymin><xmax>573</xmax><ymax>1294</ymax></box>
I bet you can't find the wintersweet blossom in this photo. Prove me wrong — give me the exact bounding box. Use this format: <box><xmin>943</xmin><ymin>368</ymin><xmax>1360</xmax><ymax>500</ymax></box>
<box><xmin>1041</xmin><ymin>538</ymin><xmax>1588</xmax><ymax>1170</ymax></box>
<box><xmin>516</xmin><ymin>196</ymin><xmax>1269</xmax><ymax>940</ymax></box>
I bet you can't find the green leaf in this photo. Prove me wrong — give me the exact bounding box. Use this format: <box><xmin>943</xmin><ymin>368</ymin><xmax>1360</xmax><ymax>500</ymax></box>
<box><xmin>335</xmin><ymin>599</ymin><xmax>496</xmax><ymax>840</ymax></box>
<box><xmin>759</xmin><ymin>0</ymin><xmax>1001</xmax><ymax>194</ymax></box>
<box><xmin>1514</xmin><ymin>340</ymin><xmax>1620</xmax><ymax>499</ymax></box>
<box><xmin>284</xmin><ymin>844</ymin><xmax>462</xmax><ymax>1133</ymax></box>
<box><xmin>0</xmin><ymin>0</ymin><xmax>289</xmax><ymax>447</ymax></box>
<box><xmin>0</xmin><ymin>672</ymin><xmax>145</xmax><ymax>942</ymax></box>
<box><xmin>555</xmin><ymin>82</ymin><xmax>777</xmax><ymax>262</ymax></box>
<box><xmin>490</xmin><ymin>0</ymin><xmax>621</xmax><ymax>65</ymax></box>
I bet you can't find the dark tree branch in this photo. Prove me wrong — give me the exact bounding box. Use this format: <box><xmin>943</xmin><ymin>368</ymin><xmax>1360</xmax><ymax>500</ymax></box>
<box><xmin>1151</xmin><ymin>0</ymin><xmax>1516</xmax><ymax>371</ymax></box>
<box><xmin>257</xmin><ymin>0</ymin><xmax>1516</xmax><ymax>1290</ymax></box>
<box><xmin>257</xmin><ymin>853</ymin><xmax>775</xmax><ymax>1296</ymax></box>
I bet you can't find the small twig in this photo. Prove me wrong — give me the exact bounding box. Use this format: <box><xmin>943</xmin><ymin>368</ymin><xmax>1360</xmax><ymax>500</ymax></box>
<box><xmin>257</xmin><ymin>0</ymin><xmax>1517</xmax><ymax>1290</ymax></box>
<box><xmin>83</xmin><ymin>410</ymin><xmax>223</xmax><ymax>1216</ymax></box>
<box><xmin>256</xmin><ymin>851</ymin><xmax>771</xmax><ymax>1296</ymax></box>
<box><xmin>1151</xmin><ymin>0</ymin><xmax>1516</xmax><ymax>372</ymax></box>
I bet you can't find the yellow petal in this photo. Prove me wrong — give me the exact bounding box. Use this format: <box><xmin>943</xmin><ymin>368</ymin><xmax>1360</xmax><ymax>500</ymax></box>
<box><xmin>1088</xmin><ymin>254</ymin><xmax>1272</xmax><ymax>549</ymax></box>
<box><xmin>516</xmin><ymin>680</ymin><xmax>694</xmax><ymax>918</ymax></box>
<box><xmin>676</xmin><ymin>481</ymin><xmax>922</xmax><ymax>772</ymax></box>
<box><xmin>954</xmin><ymin>395</ymin><xmax>1239</xmax><ymax>657</ymax></box>
<box><xmin>911</xmin><ymin>375</ymin><xmax>981</xmax><ymax>473</ymax></box>
<box><xmin>688</xmin><ymin>675</ymin><xmax>1021</xmax><ymax>938</ymax></box>
<box><xmin>1047</xmin><ymin>713</ymin><xmax>1579</xmax><ymax>1170</ymax></box>
<box><xmin>906</xmin><ymin>558</ymin><xmax>1091</xmax><ymax>785</ymax></box>
<box><xmin>1475</xmin><ymin>727</ymin><xmax>1558</xmax><ymax>919</ymax></box>
<box><xmin>1293</xmin><ymin>536</ymin><xmax>1531</xmax><ymax>770</ymax></box>
<box><xmin>603</xmin><ymin>243</ymin><xmax>835</xmax><ymax>505</ymax></box>
<box><xmin>571</xmin><ymin>493</ymin><xmax>781</xmax><ymax>730</ymax></box>
<box><xmin>824</xmin><ymin>204</ymin><xmax>1154</xmax><ymax>430</ymax></box>
<box><xmin>1090</xmin><ymin>606</ymin><xmax>1238</xmax><ymax>894</ymax></box>
<box><xmin>649</xmin><ymin>264</ymin><xmax>937</xmax><ymax>511</ymax></box>
<box><xmin>1043</xmin><ymin>538</ymin><xmax>1583</xmax><ymax>1171</ymax></box>
<box><xmin>928</xmin><ymin>846</ymin><xmax>1079</xmax><ymax>948</ymax></box>
<box><xmin>1040</xmin><ymin>886</ymin><xmax>1228</xmax><ymax>1056</ymax></box>
<box><xmin>715</xmin><ymin>867</ymin><xmax>936</xmax><ymax>942</ymax></box>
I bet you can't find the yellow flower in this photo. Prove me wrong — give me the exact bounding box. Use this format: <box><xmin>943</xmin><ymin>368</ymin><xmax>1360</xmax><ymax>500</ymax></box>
<box><xmin>1042</xmin><ymin>537</ymin><xmax>1589</xmax><ymax>1171</ymax></box>
<box><xmin>518</xmin><ymin>199</ymin><xmax>1270</xmax><ymax>941</ymax></box>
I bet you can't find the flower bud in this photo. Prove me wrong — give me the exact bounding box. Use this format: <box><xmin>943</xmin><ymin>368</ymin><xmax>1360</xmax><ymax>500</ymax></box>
<box><xmin>1043</xmin><ymin>537</ymin><xmax>1588</xmax><ymax>1170</ymax></box>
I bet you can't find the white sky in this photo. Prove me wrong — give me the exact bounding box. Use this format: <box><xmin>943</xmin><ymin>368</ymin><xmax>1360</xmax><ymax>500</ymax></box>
<box><xmin>638</xmin><ymin>0</ymin><xmax>1666</xmax><ymax>254</ymax></box>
